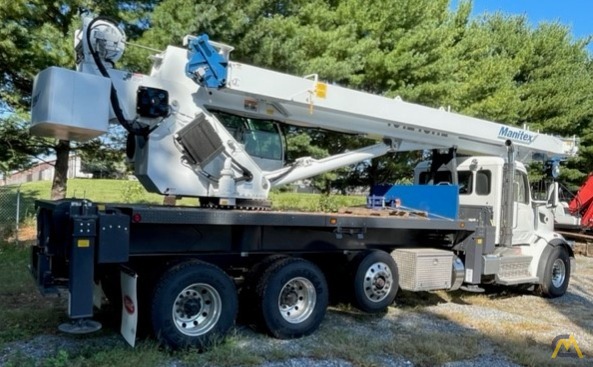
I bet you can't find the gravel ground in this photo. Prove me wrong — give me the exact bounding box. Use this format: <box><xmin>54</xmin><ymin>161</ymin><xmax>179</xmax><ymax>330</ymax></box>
<box><xmin>2</xmin><ymin>255</ymin><xmax>592</xmax><ymax>367</ymax></box>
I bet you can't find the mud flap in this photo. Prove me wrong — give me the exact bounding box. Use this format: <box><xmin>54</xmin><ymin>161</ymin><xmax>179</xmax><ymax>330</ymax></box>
<box><xmin>120</xmin><ymin>268</ymin><xmax>138</xmax><ymax>347</ymax></box>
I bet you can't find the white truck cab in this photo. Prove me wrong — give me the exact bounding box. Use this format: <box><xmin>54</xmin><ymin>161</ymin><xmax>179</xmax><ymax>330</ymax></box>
<box><xmin>414</xmin><ymin>155</ymin><xmax>572</xmax><ymax>290</ymax></box>
<box><xmin>415</xmin><ymin>156</ymin><xmax>553</xmax><ymax>243</ymax></box>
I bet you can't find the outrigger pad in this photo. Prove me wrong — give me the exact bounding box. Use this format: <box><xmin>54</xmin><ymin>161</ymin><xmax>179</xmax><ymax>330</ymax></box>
<box><xmin>58</xmin><ymin>319</ymin><xmax>102</xmax><ymax>334</ymax></box>
<box><xmin>176</xmin><ymin>114</ymin><xmax>224</xmax><ymax>167</ymax></box>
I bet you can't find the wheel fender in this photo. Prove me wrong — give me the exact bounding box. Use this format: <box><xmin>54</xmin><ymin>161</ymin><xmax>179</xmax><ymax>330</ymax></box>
<box><xmin>536</xmin><ymin>238</ymin><xmax>574</xmax><ymax>282</ymax></box>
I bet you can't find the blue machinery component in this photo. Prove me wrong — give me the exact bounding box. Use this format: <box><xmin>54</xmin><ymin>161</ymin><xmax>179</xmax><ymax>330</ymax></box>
<box><xmin>367</xmin><ymin>185</ymin><xmax>460</xmax><ymax>220</ymax></box>
<box><xmin>185</xmin><ymin>35</ymin><xmax>228</xmax><ymax>89</ymax></box>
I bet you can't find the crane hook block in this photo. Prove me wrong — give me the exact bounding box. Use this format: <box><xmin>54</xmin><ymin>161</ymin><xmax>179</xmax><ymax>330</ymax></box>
<box><xmin>185</xmin><ymin>35</ymin><xmax>228</xmax><ymax>89</ymax></box>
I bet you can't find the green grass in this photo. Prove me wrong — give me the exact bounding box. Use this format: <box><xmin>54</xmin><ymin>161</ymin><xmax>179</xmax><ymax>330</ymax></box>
<box><xmin>0</xmin><ymin>243</ymin><xmax>38</xmax><ymax>296</ymax></box>
<box><xmin>0</xmin><ymin>182</ymin><xmax>367</xmax><ymax>366</ymax></box>
<box><xmin>2</xmin><ymin>239</ymin><xmax>589</xmax><ymax>366</ymax></box>
<box><xmin>309</xmin><ymin>328</ymin><xmax>482</xmax><ymax>367</ymax></box>
<box><xmin>16</xmin><ymin>178</ymin><xmax>163</xmax><ymax>202</ymax></box>
<box><xmin>2</xmin><ymin>341</ymin><xmax>168</xmax><ymax>367</ymax></box>
<box><xmin>269</xmin><ymin>191</ymin><xmax>365</xmax><ymax>211</ymax></box>
<box><xmin>14</xmin><ymin>179</ymin><xmax>167</xmax><ymax>219</ymax></box>
<box><xmin>8</xmin><ymin>179</ymin><xmax>366</xmax><ymax>220</ymax></box>
<box><xmin>0</xmin><ymin>243</ymin><xmax>65</xmax><ymax>346</ymax></box>
<box><xmin>0</xmin><ymin>240</ymin><xmax>265</xmax><ymax>366</ymax></box>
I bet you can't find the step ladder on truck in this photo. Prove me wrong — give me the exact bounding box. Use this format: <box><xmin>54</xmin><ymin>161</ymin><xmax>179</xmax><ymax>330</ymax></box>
<box><xmin>29</xmin><ymin>13</ymin><xmax>578</xmax><ymax>348</ymax></box>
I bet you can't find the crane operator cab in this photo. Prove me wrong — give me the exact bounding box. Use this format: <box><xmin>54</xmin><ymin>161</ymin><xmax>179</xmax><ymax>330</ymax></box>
<box><xmin>211</xmin><ymin>111</ymin><xmax>285</xmax><ymax>172</ymax></box>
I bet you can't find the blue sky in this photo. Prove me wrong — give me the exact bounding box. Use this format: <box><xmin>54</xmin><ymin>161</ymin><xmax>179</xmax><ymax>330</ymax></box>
<box><xmin>450</xmin><ymin>0</ymin><xmax>593</xmax><ymax>50</ymax></box>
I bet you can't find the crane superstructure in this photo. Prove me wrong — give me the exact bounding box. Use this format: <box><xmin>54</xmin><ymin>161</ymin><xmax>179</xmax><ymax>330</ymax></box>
<box><xmin>30</xmin><ymin>15</ymin><xmax>575</xmax><ymax>206</ymax></box>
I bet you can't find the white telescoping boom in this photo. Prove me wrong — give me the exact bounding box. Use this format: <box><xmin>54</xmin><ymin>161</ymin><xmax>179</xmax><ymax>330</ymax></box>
<box><xmin>30</xmin><ymin>15</ymin><xmax>576</xmax><ymax>205</ymax></box>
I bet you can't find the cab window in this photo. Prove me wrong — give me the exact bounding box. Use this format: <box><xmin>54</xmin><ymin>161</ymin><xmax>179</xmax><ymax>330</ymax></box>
<box><xmin>475</xmin><ymin>170</ymin><xmax>491</xmax><ymax>195</ymax></box>
<box><xmin>513</xmin><ymin>171</ymin><xmax>530</xmax><ymax>204</ymax></box>
<box><xmin>457</xmin><ymin>171</ymin><xmax>472</xmax><ymax>195</ymax></box>
<box><xmin>418</xmin><ymin>170</ymin><xmax>473</xmax><ymax>195</ymax></box>
<box><xmin>213</xmin><ymin>111</ymin><xmax>283</xmax><ymax>160</ymax></box>
<box><xmin>418</xmin><ymin>171</ymin><xmax>452</xmax><ymax>185</ymax></box>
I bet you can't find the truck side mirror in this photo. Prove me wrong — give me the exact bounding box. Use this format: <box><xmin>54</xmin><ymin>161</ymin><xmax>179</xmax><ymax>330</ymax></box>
<box><xmin>546</xmin><ymin>182</ymin><xmax>559</xmax><ymax>208</ymax></box>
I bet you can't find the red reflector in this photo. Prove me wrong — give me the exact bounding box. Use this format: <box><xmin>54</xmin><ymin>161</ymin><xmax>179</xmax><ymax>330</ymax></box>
<box><xmin>123</xmin><ymin>295</ymin><xmax>135</xmax><ymax>314</ymax></box>
<box><xmin>132</xmin><ymin>213</ymin><xmax>142</xmax><ymax>223</ymax></box>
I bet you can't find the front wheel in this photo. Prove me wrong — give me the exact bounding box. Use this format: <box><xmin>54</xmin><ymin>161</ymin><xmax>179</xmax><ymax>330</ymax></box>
<box><xmin>256</xmin><ymin>257</ymin><xmax>328</xmax><ymax>339</ymax></box>
<box><xmin>151</xmin><ymin>260</ymin><xmax>238</xmax><ymax>350</ymax></box>
<box><xmin>538</xmin><ymin>246</ymin><xmax>571</xmax><ymax>298</ymax></box>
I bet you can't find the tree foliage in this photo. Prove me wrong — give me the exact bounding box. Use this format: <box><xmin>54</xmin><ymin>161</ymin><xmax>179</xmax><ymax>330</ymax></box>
<box><xmin>2</xmin><ymin>0</ymin><xmax>592</xmax><ymax>195</ymax></box>
<box><xmin>453</xmin><ymin>13</ymin><xmax>593</xmax><ymax>186</ymax></box>
<box><xmin>0</xmin><ymin>0</ymin><xmax>158</xmax><ymax>197</ymax></box>
<box><xmin>108</xmin><ymin>0</ymin><xmax>593</xmax><ymax>191</ymax></box>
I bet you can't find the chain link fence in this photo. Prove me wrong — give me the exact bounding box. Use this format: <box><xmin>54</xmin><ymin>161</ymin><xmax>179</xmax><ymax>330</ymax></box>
<box><xmin>0</xmin><ymin>185</ymin><xmax>22</xmax><ymax>242</ymax></box>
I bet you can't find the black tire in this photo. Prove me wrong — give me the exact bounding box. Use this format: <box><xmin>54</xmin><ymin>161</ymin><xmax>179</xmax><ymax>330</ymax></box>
<box><xmin>241</xmin><ymin>255</ymin><xmax>289</xmax><ymax>300</ymax></box>
<box><xmin>538</xmin><ymin>246</ymin><xmax>571</xmax><ymax>298</ymax></box>
<box><xmin>255</xmin><ymin>257</ymin><xmax>328</xmax><ymax>339</ymax></box>
<box><xmin>151</xmin><ymin>260</ymin><xmax>238</xmax><ymax>350</ymax></box>
<box><xmin>351</xmin><ymin>250</ymin><xmax>398</xmax><ymax>313</ymax></box>
<box><xmin>239</xmin><ymin>255</ymin><xmax>287</xmax><ymax>324</ymax></box>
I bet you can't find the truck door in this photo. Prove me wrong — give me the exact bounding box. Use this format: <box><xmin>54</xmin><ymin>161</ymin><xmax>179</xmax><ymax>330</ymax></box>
<box><xmin>512</xmin><ymin>170</ymin><xmax>535</xmax><ymax>244</ymax></box>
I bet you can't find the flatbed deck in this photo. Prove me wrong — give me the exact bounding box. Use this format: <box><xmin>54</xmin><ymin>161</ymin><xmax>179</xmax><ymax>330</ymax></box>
<box><xmin>35</xmin><ymin>198</ymin><xmax>476</xmax><ymax>257</ymax></box>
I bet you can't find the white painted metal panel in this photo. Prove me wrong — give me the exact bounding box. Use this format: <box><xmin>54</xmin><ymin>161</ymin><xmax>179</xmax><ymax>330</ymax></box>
<box><xmin>31</xmin><ymin>67</ymin><xmax>110</xmax><ymax>141</ymax></box>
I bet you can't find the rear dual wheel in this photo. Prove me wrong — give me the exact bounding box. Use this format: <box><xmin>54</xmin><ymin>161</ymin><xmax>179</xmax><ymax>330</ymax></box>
<box><xmin>240</xmin><ymin>255</ymin><xmax>287</xmax><ymax>322</ymax></box>
<box><xmin>151</xmin><ymin>261</ymin><xmax>238</xmax><ymax>350</ymax></box>
<box><xmin>254</xmin><ymin>257</ymin><xmax>329</xmax><ymax>339</ymax></box>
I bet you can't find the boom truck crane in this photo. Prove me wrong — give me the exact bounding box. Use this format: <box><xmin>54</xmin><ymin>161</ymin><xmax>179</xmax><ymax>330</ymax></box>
<box><xmin>29</xmin><ymin>14</ymin><xmax>578</xmax><ymax>349</ymax></box>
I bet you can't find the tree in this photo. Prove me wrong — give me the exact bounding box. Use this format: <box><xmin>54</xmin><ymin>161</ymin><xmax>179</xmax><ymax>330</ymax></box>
<box><xmin>117</xmin><ymin>0</ymin><xmax>593</xmax><ymax>193</ymax></box>
<box><xmin>79</xmin><ymin>126</ymin><xmax>129</xmax><ymax>179</ymax></box>
<box><xmin>0</xmin><ymin>2</ymin><xmax>73</xmax><ymax>197</ymax></box>
<box><xmin>8</xmin><ymin>0</ymin><xmax>590</xmax><ymax>198</ymax></box>
<box><xmin>518</xmin><ymin>23</ymin><xmax>593</xmax><ymax>187</ymax></box>
<box><xmin>0</xmin><ymin>1</ymin><xmax>158</xmax><ymax>199</ymax></box>
<box><xmin>294</xmin><ymin>0</ymin><xmax>469</xmax><ymax>190</ymax></box>
<box><xmin>451</xmin><ymin>13</ymin><xmax>528</xmax><ymax>123</ymax></box>
<box><xmin>453</xmin><ymin>13</ymin><xmax>593</xmax><ymax>188</ymax></box>
<box><xmin>0</xmin><ymin>113</ymin><xmax>49</xmax><ymax>180</ymax></box>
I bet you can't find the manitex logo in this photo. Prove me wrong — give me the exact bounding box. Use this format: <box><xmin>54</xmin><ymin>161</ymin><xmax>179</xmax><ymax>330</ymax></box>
<box><xmin>498</xmin><ymin>126</ymin><xmax>536</xmax><ymax>144</ymax></box>
<box><xmin>551</xmin><ymin>334</ymin><xmax>584</xmax><ymax>359</ymax></box>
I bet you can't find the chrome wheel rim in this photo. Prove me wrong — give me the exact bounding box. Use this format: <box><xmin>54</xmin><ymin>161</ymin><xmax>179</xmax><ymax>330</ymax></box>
<box><xmin>551</xmin><ymin>259</ymin><xmax>566</xmax><ymax>288</ymax></box>
<box><xmin>278</xmin><ymin>277</ymin><xmax>316</xmax><ymax>324</ymax></box>
<box><xmin>172</xmin><ymin>283</ymin><xmax>221</xmax><ymax>336</ymax></box>
<box><xmin>363</xmin><ymin>262</ymin><xmax>393</xmax><ymax>302</ymax></box>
